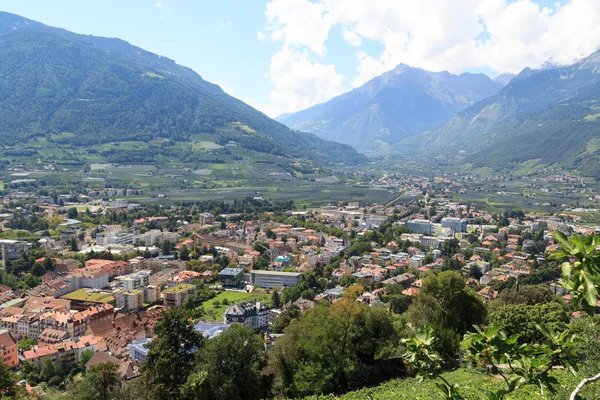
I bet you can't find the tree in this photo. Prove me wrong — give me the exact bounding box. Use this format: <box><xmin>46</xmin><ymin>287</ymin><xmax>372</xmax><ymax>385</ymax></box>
<box><xmin>406</xmin><ymin>271</ymin><xmax>486</xmax><ymax>361</ymax></box>
<box><xmin>549</xmin><ymin>231</ymin><xmax>600</xmax><ymax>314</ymax></box>
<box><xmin>31</xmin><ymin>262</ymin><xmax>45</xmax><ymax>277</ymax></box>
<box><xmin>43</xmin><ymin>256</ymin><xmax>55</xmax><ymax>271</ymax></box>
<box><xmin>269</xmin><ymin>296</ymin><xmax>399</xmax><ymax>398</ymax></box>
<box><xmin>180</xmin><ymin>246</ymin><xmax>190</xmax><ymax>261</ymax></box>
<box><xmin>404</xmin><ymin>231</ymin><xmax>600</xmax><ymax>400</ymax></box>
<box><xmin>160</xmin><ymin>240</ymin><xmax>174</xmax><ymax>256</ymax></box>
<box><xmin>68</xmin><ymin>363</ymin><xmax>121</xmax><ymax>400</ymax></box>
<box><xmin>182</xmin><ymin>292</ymin><xmax>197</xmax><ymax>310</ymax></box>
<box><xmin>272</xmin><ymin>305</ymin><xmax>300</xmax><ymax>333</ymax></box>
<box><xmin>492</xmin><ymin>284</ymin><xmax>564</xmax><ymax>307</ymax></box>
<box><xmin>21</xmin><ymin>273</ymin><xmax>39</xmax><ymax>289</ymax></box>
<box><xmin>468</xmin><ymin>264</ymin><xmax>482</xmax><ymax>279</ymax></box>
<box><xmin>569</xmin><ymin>315</ymin><xmax>600</xmax><ymax>398</ymax></box>
<box><xmin>441</xmin><ymin>239</ymin><xmax>460</xmax><ymax>256</ymax></box>
<box><xmin>488</xmin><ymin>302</ymin><xmax>569</xmax><ymax>343</ymax></box>
<box><xmin>70</xmin><ymin>237</ymin><xmax>79</xmax><ymax>252</ymax></box>
<box><xmin>195</xmin><ymin>324</ymin><xmax>266</xmax><ymax>400</ymax></box>
<box><xmin>388</xmin><ymin>294</ymin><xmax>412</xmax><ymax>315</ymax></box>
<box><xmin>403</xmin><ymin>322</ymin><xmax>581</xmax><ymax>400</ymax></box>
<box><xmin>181</xmin><ymin>371</ymin><xmax>209</xmax><ymax>400</ymax></box>
<box><xmin>423</xmin><ymin>254</ymin><xmax>434</xmax><ymax>265</ymax></box>
<box><xmin>40</xmin><ymin>355</ymin><xmax>57</xmax><ymax>383</ymax></box>
<box><xmin>79</xmin><ymin>349</ymin><xmax>95</xmax><ymax>370</ymax></box>
<box><xmin>141</xmin><ymin>308</ymin><xmax>203</xmax><ymax>400</ymax></box>
<box><xmin>408</xmin><ymin>271</ymin><xmax>487</xmax><ymax>335</ymax></box>
<box><xmin>67</xmin><ymin>207</ymin><xmax>78</xmax><ymax>219</ymax></box>
<box><xmin>271</xmin><ymin>288</ymin><xmax>281</xmax><ymax>309</ymax></box>
<box><xmin>18</xmin><ymin>337</ymin><xmax>36</xmax><ymax>352</ymax></box>
<box><xmin>253</xmin><ymin>241</ymin><xmax>268</xmax><ymax>254</ymax></box>
<box><xmin>0</xmin><ymin>362</ymin><xmax>17</xmax><ymax>399</ymax></box>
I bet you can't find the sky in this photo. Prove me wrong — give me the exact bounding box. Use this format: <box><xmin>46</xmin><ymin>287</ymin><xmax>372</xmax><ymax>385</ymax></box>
<box><xmin>2</xmin><ymin>0</ymin><xmax>600</xmax><ymax>117</ymax></box>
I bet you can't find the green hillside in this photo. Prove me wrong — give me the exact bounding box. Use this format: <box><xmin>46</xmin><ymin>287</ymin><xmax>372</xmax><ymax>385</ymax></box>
<box><xmin>0</xmin><ymin>12</ymin><xmax>364</xmax><ymax>167</ymax></box>
<box><xmin>402</xmin><ymin>49</ymin><xmax>600</xmax><ymax>177</ymax></box>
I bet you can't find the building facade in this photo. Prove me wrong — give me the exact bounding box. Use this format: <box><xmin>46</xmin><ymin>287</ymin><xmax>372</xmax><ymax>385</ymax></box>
<box><xmin>117</xmin><ymin>270</ymin><xmax>151</xmax><ymax>290</ymax></box>
<box><xmin>223</xmin><ymin>300</ymin><xmax>269</xmax><ymax>330</ymax></box>
<box><xmin>163</xmin><ymin>284</ymin><xmax>196</xmax><ymax>307</ymax></box>
<box><xmin>441</xmin><ymin>217</ymin><xmax>468</xmax><ymax>233</ymax></box>
<box><xmin>143</xmin><ymin>285</ymin><xmax>161</xmax><ymax>304</ymax></box>
<box><xmin>129</xmin><ymin>338</ymin><xmax>151</xmax><ymax>362</ymax></box>
<box><xmin>0</xmin><ymin>239</ymin><xmax>28</xmax><ymax>260</ymax></box>
<box><xmin>0</xmin><ymin>330</ymin><xmax>18</xmax><ymax>368</ymax></box>
<box><xmin>406</xmin><ymin>219</ymin><xmax>433</xmax><ymax>235</ymax></box>
<box><xmin>115</xmin><ymin>290</ymin><xmax>143</xmax><ymax>312</ymax></box>
<box><xmin>250</xmin><ymin>270</ymin><xmax>301</xmax><ymax>289</ymax></box>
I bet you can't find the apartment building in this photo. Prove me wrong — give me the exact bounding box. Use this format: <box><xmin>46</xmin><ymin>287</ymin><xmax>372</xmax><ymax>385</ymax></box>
<box><xmin>163</xmin><ymin>284</ymin><xmax>196</xmax><ymax>307</ymax></box>
<box><xmin>115</xmin><ymin>290</ymin><xmax>143</xmax><ymax>312</ymax></box>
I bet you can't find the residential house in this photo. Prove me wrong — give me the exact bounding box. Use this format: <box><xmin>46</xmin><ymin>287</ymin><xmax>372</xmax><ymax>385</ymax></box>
<box><xmin>38</xmin><ymin>328</ymin><xmax>70</xmax><ymax>345</ymax></box>
<box><xmin>478</xmin><ymin>286</ymin><xmax>499</xmax><ymax>302</ymax></box>
<box><xmin>0</xmin><ymin>330</ymin><xmax>18</xmax><ymax>368</ymax></box>
<box><xmin>39</xmin><ymin>311</ymin><xmax>89</xmax><ymax>338</ymax></box>
<box><xmin>223</xmin><ymin>300</ymin><xmax>269</xmax><ymax>330</ymax></box>
<box><xmin>167</xmin><ymin>270</ymin><xmax>203</xmax><ymax>287</ymax></box>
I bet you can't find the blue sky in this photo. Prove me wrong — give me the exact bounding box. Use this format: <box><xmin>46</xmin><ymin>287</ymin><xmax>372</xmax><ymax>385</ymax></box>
<box><xmin>1</xmin><ymin>0</ymin><xmax>597</xmax><ymax>117</ymax></box>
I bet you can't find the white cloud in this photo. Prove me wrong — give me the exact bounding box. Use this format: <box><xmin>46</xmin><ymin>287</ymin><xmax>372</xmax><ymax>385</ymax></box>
<box><xmin>154</xmin><ymin>1</ymin><xmax>164</xmax><ymax>9</ymax></box>
<box><xmin>342</xmin><ymin>27</ymin><xmax>362</xmax><ymax>47</ymax></box>
<box><xmin>257</xmin><ymin>31</ymin><xmax>266</xmax><ymax>41</ymax></box>
<box><xmin>262</xmin><ymin>46</ymin><xmax>344</xmax><ymax>116</ymax></box>
<box><xmin>353</xmin><ymin>50</ymin><xmax>386</xmax><ymax>87</ymax></box>
<box><xmin>264</xmin><ymin>0</ymin><xmax>332</xmax><ymax>55</ymax></box>
<box><xmin>219</xmin><ymin>20</ymin><xmax>232</xmax><ymax>29</ymax></box>
<box><xmin>261</xmin><ymin>0</ymin><xmax>600</xmax><ymax>112</ymax></box>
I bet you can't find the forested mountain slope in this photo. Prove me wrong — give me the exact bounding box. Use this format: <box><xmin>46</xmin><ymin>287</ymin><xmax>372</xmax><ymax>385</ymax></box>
<box><xmin>0</xmin><ymin>12</ymin><xmax>363</xmax><ymax>165</ymax></box>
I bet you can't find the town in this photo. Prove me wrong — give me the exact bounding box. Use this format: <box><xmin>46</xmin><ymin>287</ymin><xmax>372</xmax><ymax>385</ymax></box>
<box><xmin>0</xmin><ymin>174</ymin><xmax>591</xmax><ymax>397</ymax></box>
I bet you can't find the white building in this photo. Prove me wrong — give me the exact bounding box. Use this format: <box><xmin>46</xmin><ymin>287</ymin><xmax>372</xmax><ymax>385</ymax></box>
<box><xmin>406</xmin><ymin>219</ymin><xmax>433</xmax><ymax>235</ymax></box>
<box><xmin>250</xmin><ymin>270</ymin><xmax>302</xmax><ymax>289</ymax></box>
<box><xmin>420</xmin><ymin>236</ymin><xmax>440</xmax><ymax>249</ymax></box>
<box><xmin>223</xmin><ymin>300</ymin><xmax>269</xmax><ymax>330</ymax></box>
<box><xmin>116</xmin><ymin>270</ymin><xmax>151</xmax><ymax>290</ymax></box>
<box><xmin>0</xmin><ymin>239</ymin><xmax>29</xmax><ymax>259</ymax></box>
<box><xmin>115</xmin><ymin>290</ymin><xmax>143</xmax><ymax>312</ymax></box>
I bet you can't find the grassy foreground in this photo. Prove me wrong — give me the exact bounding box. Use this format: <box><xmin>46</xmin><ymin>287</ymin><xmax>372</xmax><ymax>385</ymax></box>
<box><xmin>301</xmin><ymin>369</ymin><xmax>593</xmax><ymax>400</ymax></box>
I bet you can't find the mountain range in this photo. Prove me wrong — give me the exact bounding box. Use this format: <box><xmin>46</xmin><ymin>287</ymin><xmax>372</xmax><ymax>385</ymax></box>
<box><xmin>404</xmin><ymin>49</ymin><xmax>600</xmax><ymax>177</ymax></box>
<box><xmin>0</xmin><ymin>12</ymin><xmax>363</xmax><ymax>166</ymax></box>
<box><xmin>276</xmin><ymin>65</ymin><xmax>506</xmax><ymax>153</ymax></box>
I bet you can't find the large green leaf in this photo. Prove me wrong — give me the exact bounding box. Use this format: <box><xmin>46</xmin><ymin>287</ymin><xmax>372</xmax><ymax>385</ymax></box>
<box><xmin>581</xmin><ymin>270</ymin><xmax>598</xmax><ymax>308</ymax></box>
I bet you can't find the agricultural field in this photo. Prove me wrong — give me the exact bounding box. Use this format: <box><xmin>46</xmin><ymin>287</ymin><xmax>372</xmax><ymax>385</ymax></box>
<box><xmin>142</xmin><ymin>184</ymin><xmax>397</xmax><ymax>207</ymax></box>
